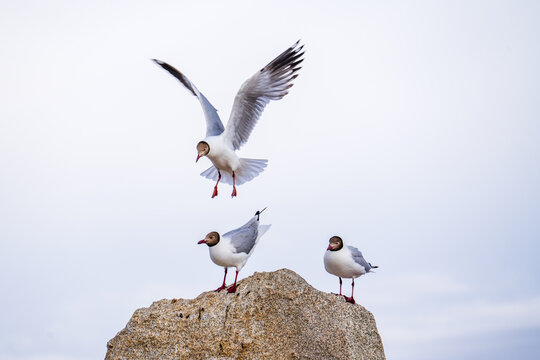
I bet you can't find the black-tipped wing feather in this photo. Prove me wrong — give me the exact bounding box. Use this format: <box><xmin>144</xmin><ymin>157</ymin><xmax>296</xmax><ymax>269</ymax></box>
<box><xmin>152</xmin><ymin>59</ymin><xmax>225</xmax><ymax>137</ymax></box>
<box><xmin>223</xmin><ymin>41</ymin><xmax>304</xmax><ymax>150</ymax></box>
<box><xmin>152</xmin><ymin>59</ymin><xmax>197</xmax><ymax>96</ymax></box>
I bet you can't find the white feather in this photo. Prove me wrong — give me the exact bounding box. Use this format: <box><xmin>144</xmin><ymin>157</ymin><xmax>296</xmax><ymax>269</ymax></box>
<box><xmin>324</xmin><ymin>245</ymin><xmax>367</xmax><ymax>279</ymax></box>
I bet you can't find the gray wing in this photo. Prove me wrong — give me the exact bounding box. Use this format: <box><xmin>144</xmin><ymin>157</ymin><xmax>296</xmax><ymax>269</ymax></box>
<box><xmin>223</xmin><ymin>41</ymin><xmax>304</xmax><ymax>150</ymax></box>
<box><xmin>347</xmin><ymin>246</ymin><xmax>373</xmax><ymax>272</ymax></box>
<box><xmin>224</xmin><ymin>216</ymin><xmax>259</xmax><ymax>254</ymax></box>
<box><xmin>152</xmin><ymin>59</ymin><xmax>225</xmax><ymax>137</ymax></box>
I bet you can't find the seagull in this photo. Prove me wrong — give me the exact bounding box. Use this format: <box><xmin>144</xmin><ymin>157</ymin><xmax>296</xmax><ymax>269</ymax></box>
<box><xmin>323</xmin><ymin>236</ymin><xmax>378</xmax><ymax>304</ymax></box>
<box><xmin>153</xmin><ymin>41</ymin><xmax>304</xmax><ymax>198</ymax></box>
<box><xmin>197</xmin><ymin>208</ymin><xmax>271</xmax><ymax>293</ymax></box>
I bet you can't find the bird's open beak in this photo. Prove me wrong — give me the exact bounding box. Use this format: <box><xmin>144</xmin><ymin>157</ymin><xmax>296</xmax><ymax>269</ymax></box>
<box><xmin>197</xmin><ymin>239</ymin><xmax>206</xmax><ymax>244</ymax></box>
<box><xmin>196</xmin><ymin>154</ymin><xmax>201</xmax><ymax>163</ymax></box>
<box><xmin>326</xmin><ymin>245</ymin><xmax>333</xmax><ymax>251</ymax></box>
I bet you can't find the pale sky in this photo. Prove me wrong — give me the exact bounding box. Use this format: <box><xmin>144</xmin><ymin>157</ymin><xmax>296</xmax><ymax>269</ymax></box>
<box><xmin>1</xmin><ymin>1</ymin><xmax>540</xmax><ymax>359</ymax></box>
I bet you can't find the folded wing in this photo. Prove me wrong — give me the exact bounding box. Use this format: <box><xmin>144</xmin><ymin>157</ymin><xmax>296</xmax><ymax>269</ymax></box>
<box><xmin>152</xmin><ymin>59</ymin><xmax>225</xmax><ymax>137</ymax></box>
<box><xmin>224</xmin><ymin>216</ymin><xmax>259</xmax><ymax>254</ymax></box>
<box><xmin>347</xmin><ymin>245</ymin><xmax>373</xmax><ymax>272</ymax></box>
<box><xmin>223</xmin><ymin>41</ymin><xmax>304</xmax><ymax>150</ymax></box>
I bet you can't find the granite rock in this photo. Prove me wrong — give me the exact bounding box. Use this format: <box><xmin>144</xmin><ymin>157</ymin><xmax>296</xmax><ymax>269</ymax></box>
<box><xmin>106</xmin><ymin>269</ymin><xmax>385</xmax><ymax>360</ymax></box>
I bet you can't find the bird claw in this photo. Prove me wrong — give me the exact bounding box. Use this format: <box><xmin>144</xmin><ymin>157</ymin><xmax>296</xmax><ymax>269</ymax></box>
<box><xmin>211</xmin><ymin>187</ymin><xmax>218</xmax><ymax>198</ymax></box>
<box><xmin>214</xmin><ymin>285</ymin><xmax>227</xmax><ymax>292</ymax></box>
<box><xmin>227</xmin><ymin>284</ymin><xmax>237</xmax><ymax>293</ymax></box>
<box><xmin>345</xmin><ymin>296</ymin><xmax>356</xmax><ymax>304</ymax></box>
<box><xmin>231</xmin><ymin>187</ymin><xmax>237</xmax><ymax>198</ymax></box>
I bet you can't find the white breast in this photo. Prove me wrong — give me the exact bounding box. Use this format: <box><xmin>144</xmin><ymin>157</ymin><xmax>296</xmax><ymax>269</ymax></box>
<box><xmin>324</xmin><ymin>247</ymin><xmax>366</xmax><ymax>279</ymax></box>
<box><xmin>208</xmin><ymin>239</ymin><xmax>250</xmax><ymax>271</ymax></box>
<box><xmin>205</xmin><ymin>135</ymin><xmax>240</xmax><ymax>173</ymax></box>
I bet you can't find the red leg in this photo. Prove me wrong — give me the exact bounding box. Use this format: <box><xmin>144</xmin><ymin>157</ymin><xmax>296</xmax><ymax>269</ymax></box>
<box><xmin>215</xmin><ymin>268</ymin><xmax>227</xmax><ymax>292</ymax></box>
<box><xmin>227</xmin><ymin>270</ymin><xmax>239</xmax><ymax>293</ymax></box>
<box><xmin>332</xmin><ymin>277</ymin><xmax>344</xmax><ymax>296</ymax></box>
<box><xmin>345</xmin><ymin>278</ymin><xmax>356</xmax><ymax>304</ymax></box>
<box><xmin>212</xmin><ymin>170</ymin><xmax>221</xmax><ymax>198</ymax></box>
<box><xmin>231</xmin><ymin>171</ymin><xmax>237</xmax><ymax>198</ymax></box>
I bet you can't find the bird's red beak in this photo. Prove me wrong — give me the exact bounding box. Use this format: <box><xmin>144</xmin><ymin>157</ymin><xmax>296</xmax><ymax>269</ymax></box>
<box><xmin>327</xmin><ymin>245</ymin><xmax>333</xmax><ymax>251</ymax></box>
<box><xmin>196</xmin><ymin>154</ymin><xmax>201</xmax><ymax>163</ymax></box>
<box><xmin>197</xmin><ymin>239</ymin><xmax>206</xmax><ymax>244</ymax></box>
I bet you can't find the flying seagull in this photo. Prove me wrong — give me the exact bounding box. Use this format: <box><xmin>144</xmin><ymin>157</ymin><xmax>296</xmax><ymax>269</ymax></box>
<box><xmin>323</xmin><ymin>236</ymin><xmax>378</xmax><ymax>304</ymax></box>
<box><xmin>197</xmin><ymin>208</ymin><xmax>271</xmax><ymax>293</ymax></box>
<box><xmin>153</xmin><ymin>41</ymin><xmax>304</xmax><ymax>198</ymax></box>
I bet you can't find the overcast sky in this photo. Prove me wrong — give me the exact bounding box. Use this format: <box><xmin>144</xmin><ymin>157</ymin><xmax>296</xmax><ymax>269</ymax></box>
<box><xmin>1</xmin><ymin>1</ymin><xmax>539</xmax><ymax>359</ymax></box>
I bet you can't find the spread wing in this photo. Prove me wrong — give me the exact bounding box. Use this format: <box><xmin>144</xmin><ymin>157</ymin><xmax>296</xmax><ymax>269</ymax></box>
<box><xmin>152</xmin><ymin>59</ymin><xmax>225</xmax><ymax>137</ymax></box>
<box><xmin>224</xmin><ymin>216</ymin><xmax>259</xmax><ymax>254</ymax></box>
<box><xmin>223</xmin><ymin>41</ymin><xmax>304</xmax><ymax>150</ymax></box>
<box><xmin>347</xmin><ymin>246</ymin><xmax>373</xmax><ymax>272</ymax></box>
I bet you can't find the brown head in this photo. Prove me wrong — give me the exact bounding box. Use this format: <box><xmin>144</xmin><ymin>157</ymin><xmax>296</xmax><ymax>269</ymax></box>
<box><xmin>327</xmin><ymin>236</ymin><xmax>343</xmax><ymax>251</ymax></box>
<box><xmin>196</xmin><ymin>141</ymin><xmax>210</xmax><ymax>162</ymax></box>
<box><xmin>197</xmin><ymin>231</ymin><xmax>220</xmax><ymax>247</ymax></box>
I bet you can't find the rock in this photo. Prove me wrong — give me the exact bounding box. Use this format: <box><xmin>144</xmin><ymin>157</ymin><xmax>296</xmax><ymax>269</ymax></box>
<box><xmin>105</xmin><ymin>269</ymin><xmax>385</xmax><ymax>360</ymax></box>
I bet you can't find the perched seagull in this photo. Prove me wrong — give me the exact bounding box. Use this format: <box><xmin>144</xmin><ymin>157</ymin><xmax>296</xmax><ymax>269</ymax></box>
<box><xmin>323</xmin><ymin>236</ymin><xmax>378</xmax><ymax>304</ymax></box>
<box><xmin>197</xmin><ymin>208</ymin><xmax>271</xmax><ymax>293</ymax></box>
<box><xmin>153</xmin><ymin>41</ymin><xmax>304</xmax><ymax>198</ymax></box>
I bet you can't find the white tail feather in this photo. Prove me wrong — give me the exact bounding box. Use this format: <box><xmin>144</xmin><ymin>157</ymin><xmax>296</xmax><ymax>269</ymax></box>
<box><xmin>257</xmin><ymin>224</ymin><xmax>272</xmax><ymax>238</ymax></box>
<box><xmin>252</xmin><ymin>224</ymin><xmax>272</xmax><ymax>252</ymax></box>
<box><xmin>200</xmin><ymin>158</ymin><xmax>268</xmax><ymax>185</ymax></box>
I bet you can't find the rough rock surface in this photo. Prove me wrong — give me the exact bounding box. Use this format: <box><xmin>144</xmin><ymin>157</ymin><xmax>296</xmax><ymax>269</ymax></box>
<box><xmin>106</xmin><ymin>269</ymin><xmax>385</xmax><ymax>360</ymax></box>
